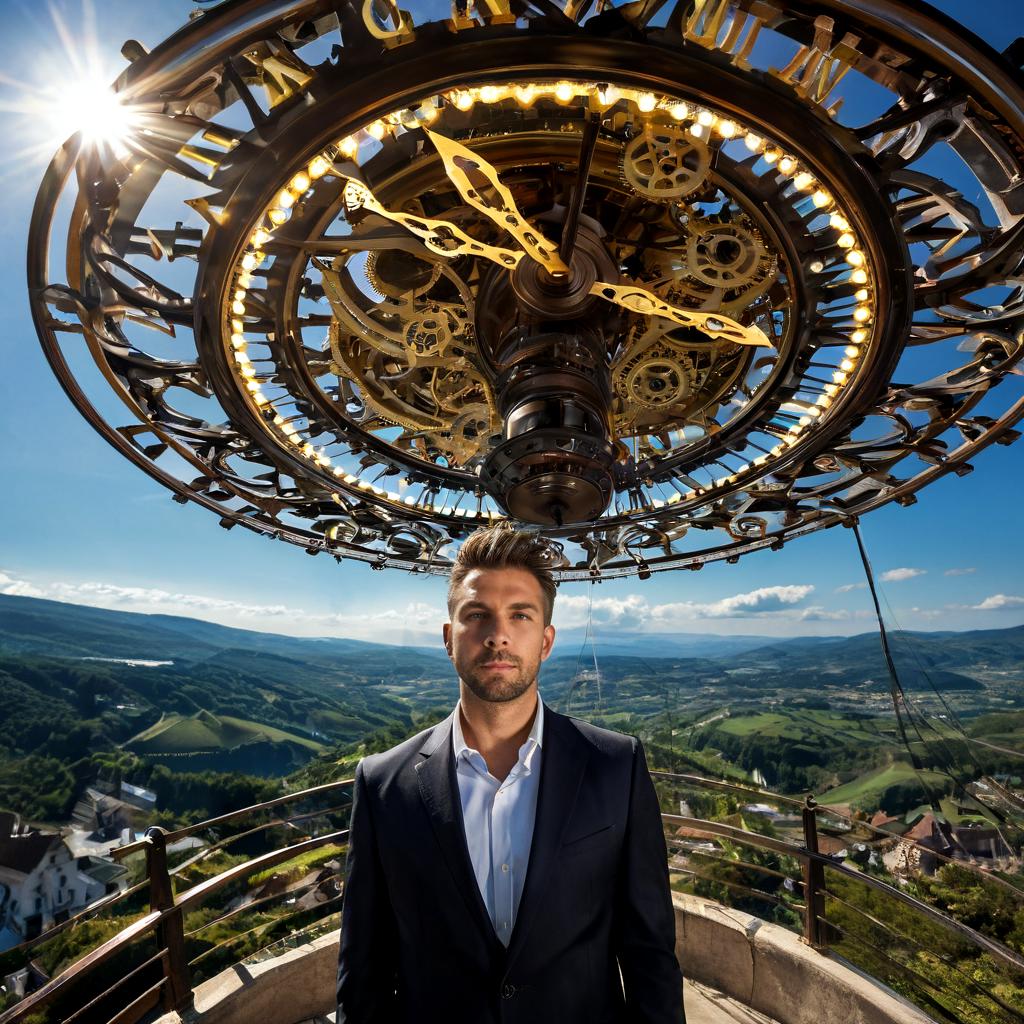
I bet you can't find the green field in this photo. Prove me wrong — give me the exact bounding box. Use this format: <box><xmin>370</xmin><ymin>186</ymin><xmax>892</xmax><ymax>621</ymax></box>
<box><xmin>126</xmin><ymin>710</ymin><xmax>324</xmax><ymax>755</ymax></box>
<box><xmin>818</xmin><ymin>762</ymin><xmax>949</xmax><ymax>810</ymax></box>
<box><xmin>713</xmin><ymin>708</ymin><xmax>898</xmax><ymax>746</ymax></box>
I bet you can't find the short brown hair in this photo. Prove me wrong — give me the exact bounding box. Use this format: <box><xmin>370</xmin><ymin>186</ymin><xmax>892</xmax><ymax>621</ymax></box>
<box><xmin>448</xmin><ymin>525</ymin><xmax>558</xmax><ymax>625</ymax></box>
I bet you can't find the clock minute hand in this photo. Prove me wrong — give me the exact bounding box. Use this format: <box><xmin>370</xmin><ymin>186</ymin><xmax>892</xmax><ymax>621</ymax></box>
<box><xmin>589</xmin><ymin>281</ymin><xmax>773</xmax><ymax>348</ymax></box>
<box><xmin>336</xmin><ymin>172</ymin><xmax>523</xmax><ymax>270</ymax></box>
<box><xmin>425</xmin><ymin>129</ymin><xmax>570</xmax><ymax>277</ymax></box>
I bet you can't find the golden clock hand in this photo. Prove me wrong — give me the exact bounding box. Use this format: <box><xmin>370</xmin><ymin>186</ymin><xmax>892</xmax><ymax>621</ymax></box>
<box><xmin>336</xmin><ymin>173</ymin><xmax>523</xmax><ymax>269</ymax></box>
<box><xmin>425</xmin><ymin>129</ymin><xmax>570</xmax><ymax>277</ymax></box>
<box><xmin>589</xmin><ymin>280</ymin><xmax>773</xmax><ymax>348</ymax></box>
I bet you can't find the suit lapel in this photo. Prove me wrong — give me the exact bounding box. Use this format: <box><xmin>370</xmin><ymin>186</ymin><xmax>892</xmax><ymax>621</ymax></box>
<box><xmin>415</xmin><ymin>713</ymin><xmax>502</xmax><ymax>954</ymax></box>
<box><xmin>505</xmin><ymin>705</ymin><xmax>589</xmax><ymax>970</ymax></box>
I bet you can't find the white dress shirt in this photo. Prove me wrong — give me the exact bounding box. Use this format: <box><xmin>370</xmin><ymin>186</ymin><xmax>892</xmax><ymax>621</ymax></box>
<box><xmin>451</xmin><ymin>697</ymin><xmax>544</xmax><ymax>947</ymax></box>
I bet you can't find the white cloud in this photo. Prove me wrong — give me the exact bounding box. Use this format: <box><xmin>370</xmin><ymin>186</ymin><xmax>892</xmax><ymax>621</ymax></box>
<box><xmin>554</xmin><ymin>585</ymin><xmax>817</xmax><ymax>630</ymax></box>
<box><xmin>0</xmin><ymin>571</ymin><xmax>46</xmax><ymax>598</ymax></box>
<box><xmin>835</xmin><ymin>582</ymin><xmax>866</xmax><ymax>593</ymax></box>
<box><xmin>944</xmin><ymin>567</ymin><xmax>976</xmax><ymax>577</ymax></box>
<box><xmin>0</xmin><ymin>570</ymin><xmax>443</xmax><ymax>644</ymax></box>
<box><xmin>880</xmin><ymin>567</ymin><xmax>927</xmax><ymax>583</ymax></box>
<box><xmin>971</xmin><ymin>594</ymin><xmax>1024</xmax><ymax>611</ymax></box>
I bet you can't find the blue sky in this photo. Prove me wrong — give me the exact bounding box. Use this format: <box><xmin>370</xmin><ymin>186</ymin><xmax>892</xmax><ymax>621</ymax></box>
<box><xmin>0</xmin><ymin>0</ymin><xmax>1022</xmax><ymax>646</ymax></box>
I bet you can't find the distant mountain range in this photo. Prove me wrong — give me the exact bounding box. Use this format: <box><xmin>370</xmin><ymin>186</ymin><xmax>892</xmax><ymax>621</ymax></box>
<box><xmin>3</xmin><ymin>592</ymin><xmax>1023</xmax><ymax>675</ymax></box>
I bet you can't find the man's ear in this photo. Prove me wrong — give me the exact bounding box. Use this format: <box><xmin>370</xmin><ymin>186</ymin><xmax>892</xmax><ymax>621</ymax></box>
<box><xmin>540</xmin><ymin>624</ymin><xmax>555</xmax><ymax>662</ymax></box>
<box><xmin>442</xmin><ymin>621</ymin><xmax>452</xmax><ymax>658</ymax></box>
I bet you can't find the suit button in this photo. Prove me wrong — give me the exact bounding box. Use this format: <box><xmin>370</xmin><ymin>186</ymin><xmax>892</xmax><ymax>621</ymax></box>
<box><xmin>502</xmin><ymin>983</ymin><xmax>516</xmax><ymax>999</ymax></box>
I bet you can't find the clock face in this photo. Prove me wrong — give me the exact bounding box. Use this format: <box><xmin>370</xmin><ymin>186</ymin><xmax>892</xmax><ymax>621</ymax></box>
<box><xmin>30</xmin><ymin>0</ymin><xmax>1024</xmax><ymax>577</ymax></box>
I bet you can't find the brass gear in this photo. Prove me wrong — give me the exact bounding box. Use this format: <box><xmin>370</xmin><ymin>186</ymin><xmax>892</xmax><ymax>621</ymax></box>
<box><xmin>622</xmin><ymin>123</ymin><xmax>711</xmax><ymax>200</ymax></box>
<box><xmin>685</xmin><ymin>221</ymin><xmax>767</xmax><ymax>290</ymax></box>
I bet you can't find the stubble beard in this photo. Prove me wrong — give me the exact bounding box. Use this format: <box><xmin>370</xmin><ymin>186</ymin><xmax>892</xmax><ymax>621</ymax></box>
<box><xmin>458</xmin><ymin>652</ymin><xmax>540</xmax><ymax>704</ymax></box>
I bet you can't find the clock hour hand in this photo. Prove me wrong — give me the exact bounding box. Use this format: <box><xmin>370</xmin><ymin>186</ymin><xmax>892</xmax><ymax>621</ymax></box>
<box><xmin>589</xmin><ymin>280</ymin><xmax>773</xmax><ymax>348</ymax></box>
<box><xmin>425</xmin><ymin>129</ymin><xmax>570</xmax><ymax>277</ymax></box>
<box><xmin>336</xmin><ymin>172</ymin><xmax>523</xmax><ymax>270</ymax></box>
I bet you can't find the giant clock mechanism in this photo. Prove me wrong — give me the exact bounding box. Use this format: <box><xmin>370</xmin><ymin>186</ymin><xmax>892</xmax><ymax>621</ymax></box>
<box><xmin>28</xmin><ymin>0</ymin><xmax>1024</xmax><ymax>577</ymax></box>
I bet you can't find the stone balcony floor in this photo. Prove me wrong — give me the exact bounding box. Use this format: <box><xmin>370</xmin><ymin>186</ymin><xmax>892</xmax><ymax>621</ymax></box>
<box><xmin>300</xmin><ymin>979</ymin><xmax>781</xmax><ymax>1024</ymax></box>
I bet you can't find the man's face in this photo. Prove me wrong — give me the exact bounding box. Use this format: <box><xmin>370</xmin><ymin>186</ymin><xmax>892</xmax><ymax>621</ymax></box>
<box><xmin>444</xmin><ymin>567</ymin><xmax>555</xmax><ymax>704</ymax></box>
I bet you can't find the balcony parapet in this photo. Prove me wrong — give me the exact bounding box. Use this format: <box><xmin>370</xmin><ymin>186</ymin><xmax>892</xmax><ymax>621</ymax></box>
<box><xmin>146</xmin><ymin>894</ymin><xmax>936</xmax><ymax>1024</ymax></box>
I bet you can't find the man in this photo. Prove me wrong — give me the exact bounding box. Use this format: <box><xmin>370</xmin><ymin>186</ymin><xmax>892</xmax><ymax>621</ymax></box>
<box><xmin>336</xmin><ymin>524</ymin><xmax>684</xmax><ymax>1023</ymax></box>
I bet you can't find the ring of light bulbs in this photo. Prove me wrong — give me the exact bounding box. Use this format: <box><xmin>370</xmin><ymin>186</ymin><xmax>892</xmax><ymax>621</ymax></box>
<box><xmin>225</xmin><ymin>83</ymin><xmax>875</xmax><ymax>523</ymax></box>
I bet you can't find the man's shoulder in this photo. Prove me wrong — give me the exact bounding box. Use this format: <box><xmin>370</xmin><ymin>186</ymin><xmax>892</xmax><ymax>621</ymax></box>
<box><xmin>554</xmin><ymin>708</ymin><xmax>638</xmax><ymax>759</ymax></box>
<box><xmin>358</xmin><ymin>714</ymin><xmax>450</xmax><ymax>785</ymax></box>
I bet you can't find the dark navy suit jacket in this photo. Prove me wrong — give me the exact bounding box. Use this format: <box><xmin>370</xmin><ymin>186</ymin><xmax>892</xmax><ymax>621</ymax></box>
<box><xmin>336</xmin><ymin>704</ymin><xmax>684</xmax><ymax>1023</ymax></box>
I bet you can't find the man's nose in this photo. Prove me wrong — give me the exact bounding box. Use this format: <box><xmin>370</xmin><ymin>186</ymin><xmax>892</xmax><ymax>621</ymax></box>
<box><xmin>484</xmin><ymin>623</ymin><xmax>511</xmax><ymax>647</ymax></box>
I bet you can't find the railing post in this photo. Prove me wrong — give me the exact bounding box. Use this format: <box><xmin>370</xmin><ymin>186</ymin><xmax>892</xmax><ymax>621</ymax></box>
<box><xmin>801</xmin><ymin>797</ymin><xmax>828</xmax><ymax>952</ymax></box>
<box><xmin>145</xmin><ymin>826</ymin><xmax>192</xmax><ymax>1012</ymax></box>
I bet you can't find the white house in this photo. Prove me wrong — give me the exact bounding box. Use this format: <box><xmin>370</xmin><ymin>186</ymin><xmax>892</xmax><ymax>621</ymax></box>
<box><xmin>0</xmin><ymin>812</ymin><xmax>128</xmax><ymax>949</ymax></box>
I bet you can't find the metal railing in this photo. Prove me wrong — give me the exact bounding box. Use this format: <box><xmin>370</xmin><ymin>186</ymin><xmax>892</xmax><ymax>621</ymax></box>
<box><xmin>1</xmin><ymin>771</ymin><xmax>1023</xmax><ymax>1024</ymax></box>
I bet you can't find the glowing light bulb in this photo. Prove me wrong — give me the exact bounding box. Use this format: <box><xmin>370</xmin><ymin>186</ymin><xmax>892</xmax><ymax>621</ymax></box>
<box><xmin>717</xmin><ymin>119</ymin><xmax>736</xmax><ymax>138</ymax></box>
<box><xmin>638</xmin><ymin>92</ymin><xmax>657</xmax><ymax>113</ymax></box>
<box><xmin>514</xmin><ymin>85</ymin><xmax>537</xmax><ymax>105</ymax></box>
<box><xmin>277</xmin><ymin>189</ymin><xmax>295</xmax><ymax>209</ymax></box>
<box><xmin>847</xmin><ymin>250</ymin><xmax>865</xmax><ymax>267</ymax></box>
<box><xmin>368</xmin><ymin>121</ymin><xmax>386</xmax><ymax>140</ymax></box>
<box><xmin>745</xmin><ymin>133</ymin><xmax>763</xmax><ymax>151</ymax></box>
<box><xmin>832</xmin><ymin>370</ymin><xmax>848</xmax><ymax>384</ymax></box>
<box><xmin>454</xmin><ymin>91</ymin><xmax>474</xmax><ymax>111</ymax></box>
<box><xmin>290</xmin><ymin>171</ymin><xmax>310</xmax><ymax>192</ymax></box>
<box><xmin>232</xmin><ymin>300</ymin><xmax>245</xmax><ymax>315</ymax></box>
<box><xmin>231</xmin><ymin>334</ymin><xmax>246</xmax><ymax>349</ymax></box>
<box><xmin>845</xmin><ymin>346</ymin><xmax>860</xmax><ymax>358</ymax></box>
<box><xmin>251</xmin><ymin>229</ymin><xmax>270</xmax><ymax>247</ymax></box>
<box><xmin>669</xmin><ymin>102</ymin><xmax>688</xmax><ymax>120</ymax></box>
<box><xmin>840</xmin><ymin>358</ymin><xmax>855</xmax><ymax>372</ymax></box>
<box><xmin>419</xmin><ymin>103</ymin><xmax>438</xmax><ymax>123</ymax></box>
<box><xmin>837</xmin><ymin>233</ymin><xmax>855</xmax><ymax>249</ymax></box>
<box><xmin>269</xmin><ymin>208</ymin><xmax>288</xmax><ymax>225</ymax></box>
<box><xmin>851</xmin><ymin>268</ymin><xmax>868</xmax><ymax>284</ymax></box>
<box><xmin>763</xmin><ymin>148</ymin><xmax>780</xmax><ymax>164</ymax></box>
<box><xmin>812</xmin><ymin>190</ymin><xmax>830</xmax><ymax>208</ymax></box>
<box><xmin>853</xmin><ymin>306</ymin><xmax>871</xmax><ymax>322</ymax></box>
<box><xmin>697</xmin><ymin>109</ymin><xmax>714</xmax><ymax>127</ymax></box>
<box><xmin>338</xmin><ymin>137</ymin><xmax>358</xmax><ymax>158</ymax></box>
<box><xmin>481</xmin><ymin>85</ymin><xmax>502</xmax><ymax>103</ymax></box>
<box><xmin>308</xmin><ymin>155</ymin><xmax>330</xmax><ymax>178</ymax></box>
<box><xmin>689</xmin><ymin>123</ymin><xmax>706</xmax><ymax>139</ymax></box>
<box><xmin>241</xmin><ymin>252</ymin><xmax>258</xmax><ymax>271</ymax></box>
<box><xmin>851</xmin><ymin>329</ymin><xmax>867</xmax><ymax>343</ymax></box>
<box><xmin>855</xmin><ymin>288</ymin><xmax>869</xmax><ymax>302</ymax></box>
<box><xmin>555</xmin><ymin>82</ymin><xmax>574</xmax><ymax>102</ymax></box>
<box><xmin>778</xmin><ymin>156</ymin><xmax>795</xmax><ymax>174</ymax></box>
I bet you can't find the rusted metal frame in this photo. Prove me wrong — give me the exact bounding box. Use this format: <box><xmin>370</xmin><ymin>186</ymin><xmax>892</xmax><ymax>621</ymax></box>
<box><xmin>825</xmin><ymin>918</ymin><xmax>1005</xmax><ymax>1024</ymax></box>
<box><xmin>663</xmin><ymin>773</ymin><xmax>1024</xmax><ymax>904</ymax></box>
<box><xmin>183</xmin><ymin>870</ymin><xmax>336</xmax><ymax>939</ymax></box>
<box><xmin>679</xmin><ymin>869</ymin><xmax>804</xmax><ymax>916</ymax></box>
<box><xmin>669</xmin><ymin>846</ymin><xmax>799</xmax><ymax>884</ymax></box>
<box><xmin>170</xmin><ymin>799</ymin><xmax>353</xmax><ymax>879</ymax></box>
<box><xmin>174</xmin><ymin>830</ymin><xmax>349</xmax><ymax>916</ymax></box>
<box><xmin>822</xmin><ymin>888</ymin><xmax>1024</xmax><ymax>1020</ymax></box>
<box><xmin>651</xmin><ymin>770</ymin><xmax>808</xmax><ymax>808</ymax></box>
<box><xmin>802</xmin><ymin>801</ymin><xmax>827</xmax><ymax>951</ymax></box>
<box><xmin>104</xmin><ymin>980</ymin><xmax>165</xmax><ymax>1024</ymax></box>
<box><xmin>662</xmin><ymin>812</ymin><xmax>1024</xmax><ymax>974</ymax></box>
<box><xmin>0</xmin><ymin>911</ymin><xmax>162</xmax><ymax>1024</ymax></box>
<box><xmin>113</xmin><ymin>780</ymin><xmax>355</xmax><ymax>860</ymax></box>
<box><xmin>187</xmin><ymin>892</ymin><xmax>344</xmax><ymax>969</ymax></box>
<box><xmin>61</xmin><ymin>949</ymin><xmax>167</xmax><ymax>1024</ymax></box>
<box><xmin>662</xmin><ymin>814</ymin><xmax>800</xmax><ymax>857</ymax></box>
<box><xmin>0</xmin><ymin>832</ymin><xmax>349</xmax><ymax>1024</ymax></box>
<box><xmin>4</xmin><ymin>879</ymin><xmax>150</xmax><ymax>958</ymax></box>
<box><xmin>815</xmin><ymin>853</ymin><xmax>1024</xmax><ymax>975</ymax></box>
<box><xmin>145</xmin><ymin>829</ymin><xmax>190</xmax><ymax>1013</ymax></box>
